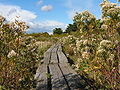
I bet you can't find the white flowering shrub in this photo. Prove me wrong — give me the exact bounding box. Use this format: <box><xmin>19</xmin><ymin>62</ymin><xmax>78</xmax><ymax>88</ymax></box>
<box><xmin>73</xmin><ymin>10</ymin><xmax>96</xmax><ymax>35</ymax></box>
<box><xmin>61</xmin><ymin>0</ymin><xmax>120</xmax><ymax>89</ymax></box>
<box><xmin>60</xmin><ymin>35</ymin><xmax>76</xmax><ymax>44</ymax></box>
<box><xmin>60</xmin><ymin>35</ymin><xmax>78</xmax><ymax>57</ymax></box>
<box><xmin>0</xmin><ymin>16</ymin><xmax>52</xmax><ymax>90</ymax></box>
<box><xmin>100</xmin><ymin>0</ymin><xmax>120</xmax><ymax>39</ymax></box>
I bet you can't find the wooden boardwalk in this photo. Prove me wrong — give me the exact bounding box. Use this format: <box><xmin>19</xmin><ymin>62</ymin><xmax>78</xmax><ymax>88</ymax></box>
<box><xmin>34</xmin><ymin>44</ymin><xmax>87</xmax><ymax>90</ymax></box>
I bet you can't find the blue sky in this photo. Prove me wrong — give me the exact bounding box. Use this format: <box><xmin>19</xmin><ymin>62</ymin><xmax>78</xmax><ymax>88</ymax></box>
<box><xmin>0</xmin><ymin>0</ymin><xmax>119</xmax><ymax>33</ymax></box>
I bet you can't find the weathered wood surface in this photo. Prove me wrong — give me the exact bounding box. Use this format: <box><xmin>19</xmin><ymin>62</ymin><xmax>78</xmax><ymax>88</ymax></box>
<box><xmin>35</xmin><ymin>64</ymin><xmax>48</xmax><ymax>90</ymax></box>
<box><xmin>57</xmin><ymin>51</ymin><xmax>68</xmax><ymax>63</ymax></box>
<box><xmin>50</xmin><ymin>46</ymin><xmax>58</xmax><ymax>64</ymax></box>
<box><xmin>49</xmin><ymin>64</ymin><xmax>68</xmax><ymax>90</ymax></box>
<box><xmin>59</xmin><ymin>63</ymin><xmax>86</xmax><ymax>90</ymax></box>
<box><xmin>44</xmin><ymin>45</ymin><xmax>55</xmax><ymax>64</ymax></box>
<box><xmin>35</xmin><ymin>44</ymin><xmax>87</xmax><ymax>90</ymax></box>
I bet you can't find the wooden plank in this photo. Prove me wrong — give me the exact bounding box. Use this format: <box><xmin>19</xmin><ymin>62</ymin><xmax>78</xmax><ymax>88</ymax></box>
<box><xmin>67</xmin><ymin>64</ymin><xmax>87</xmax><ymax>89</ymax></box>
<box><xmin>51</xmin><ymin>46</ymin><xmax>58</xmax><ymax>53</ymax></box>
<box><xmin>44</xmin><ymin>45</ymin><xmax>54</xmax><ymax>64</ymax></box>
<box><xmin>50</xmin><ymin>52</ymin><xmax>58</xmax><ymax>64</ymax></box>
<box><xmin>57</xmin><ymin>51</ymin><xmax>68</xmax><ymax>63</ymax></box>
<box><xmin>50</xmin><ymin>47</ymin><xmax>58</xmax><ymax>64</ymax></box>
<box><xmin>57</xmin><ymin>44</ymin><xmax>62</xmax><ymax>52</ymax></box>
<box><xmin>49</xmin><ymin>64</ymin><xmax>68</xmax><ymax>90</ymax></box>
<box><xmin>59</xmin><ymin>63</ymin><xmax>86</xmax><ymax>90</ymax></box>
<box><xmin>57</xmin><ymin>44</ymin><xmax>68</xmax><ymax>63</ymax></box>
<box><xmin>34</xmin><ymin>63</ymin><xmax>41</xmax><ymax>80</ymax></box>
<box><xmin>44</xmin><ymin>52</ymin><xmax>51</xmax><ymax>64</ymax></box>
<box><xmin>35</xmin><ymin>64</ymin><xmax>48</xmax><ymax>90</ymax></box>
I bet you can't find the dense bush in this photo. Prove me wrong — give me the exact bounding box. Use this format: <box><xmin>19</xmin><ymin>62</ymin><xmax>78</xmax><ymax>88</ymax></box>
<box><xmin>60</xmin><ymin>0</ymin><xmax>120</xmax><ymax>89</ymax></box>
<box><xmin>53</xmin><ymin>28</ymin><xmax>63</xmax><ymax>35</ymax></box>
<box><xmin>0</xmin><ymin>16</ymin><xmax>52</xmax><ymax>89</ymax></box>
<box><xmin>65</xmin><ymin>23</ymin><xmax>77</xmax><ymax>34</ymax></box>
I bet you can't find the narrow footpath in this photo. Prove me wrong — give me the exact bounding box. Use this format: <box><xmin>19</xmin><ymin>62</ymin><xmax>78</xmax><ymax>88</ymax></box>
<box><xmin>34</xmin><ymin>44</ymin><xmax>87</xmax><ymax>90</ymax></box>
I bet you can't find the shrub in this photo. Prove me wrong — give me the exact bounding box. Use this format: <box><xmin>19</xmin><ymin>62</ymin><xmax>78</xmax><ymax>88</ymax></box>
<box><xmin>60</xmin><ymin>0</ymin><xmax>120</xmax><ymax>89</ymax></box>
<box><xmin>0</xmin><ymin>16</ymin><xmax>52</xmax><ymax>90</ymax></box>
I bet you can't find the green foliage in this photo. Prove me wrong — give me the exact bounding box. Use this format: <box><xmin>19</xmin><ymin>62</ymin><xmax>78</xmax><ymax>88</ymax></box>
<box><xmin>46</xmin><ymin>73</ymin><xmax>52</xmax><ymax>78</ymax></box>
<box><xmin>53</xmin><ymin>28</ymin><xmax>63</xmax><ymax>35</ymax></box>
<box><xmin>27</xmin><ymin>32</ymin><xmax>49</xmax><ymax>37</ymax></box>
<box><xmin>65</xmin><ymin>23</ymin><xmax>77</xmax><ymax>33</ymax></box>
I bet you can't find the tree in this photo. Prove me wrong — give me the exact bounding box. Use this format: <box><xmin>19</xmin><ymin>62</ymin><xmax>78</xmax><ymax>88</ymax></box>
<box><xmin>53</xmin><ymin>28</ymin><xmax>63</xmax><ymax>35</ymax></box>
<box><xmin>65</xmin><ymin>23</ymin><xmax>77</xmax><ymax>33</ymax></box>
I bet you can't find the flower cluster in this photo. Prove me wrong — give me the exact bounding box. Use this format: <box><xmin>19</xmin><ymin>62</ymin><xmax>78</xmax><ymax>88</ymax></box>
<box><xmin>116</xmin><ymin>22</ymin><xmax>120</xmax><ymax>27</ymax></box>
<box><xmin>82</xmin><ymin>51</ymin><xmax>91</xmax><ymax>59</ymax></box>
<box><xmin>101</xmin><ymin>24</ymin><xmax>108</xmax><ymax>30</ymax></box>
<box><xmin>7</xmin><ymin>50</ymin><xmax>17</xmax><ymax>58</ymax></box>
<box><xmin>73</xmin><ymin>10</ymin><xmax>97</xmax><ymax>34</ymax></box>
<box><xmin>74</xmin><ymin>11</ymin><xmax>96</xmax><ymax>23</ymax></box>
<box><xmin>81</xmin><ymin>11</ymin><xmax>96</xmax><ymax>21</ymax></box>
<box><xmin>76</xmin><ymin>39</ymin><xmax>95</xmax><ymax>60</ymax></box>
<box><xmin>97</xmin><ymin>39</ymin><xmax>114</xmax><ymax>59</ymax></box>
<box><xmin>100</xmin><ymin>40</ymin><xmax>112</xmax><ymax>47</ymax></box>
<box><xmin>76</xmin><ymin>39</ymin><xmax>92</xmax><ymax>51</ymax></box>
<box><xmin>60</xmin><ymin>35</ymin><xmax>77</xmax><ymax>45</ymax></box>
<box><xmin>100</xmin><ymin>0</ymin><xmax>117</xmax><ymax>11</ymax></box>
<box><xmin>107</xmin><ymin>6</ymin><xmax>120</xmax><ymax>16</ymax></box>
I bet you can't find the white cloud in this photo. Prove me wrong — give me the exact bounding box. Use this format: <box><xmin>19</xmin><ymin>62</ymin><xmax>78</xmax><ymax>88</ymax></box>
<box><xmin>37</xmin><ymin>0</ymin><xmax>43</xmax><ymax>5</ymax></box>
<box><xmin>0</xmin><ymin>3</ymin><xmax>65</xmax><ymax>34</ymax></box>
<box><xmin>27</xmin><ymin>20</ymin><xmax>66</xmax><ymax>33</ymax></box>
<box><xmin>0</xmin><ymin>3</ymin><xmax>37</xmax><ymax>22</ymax></box>
<box><xmin>41</xmin><ymin>5</ymin><xmax>53</xmax><ymax>11</ymax></box>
